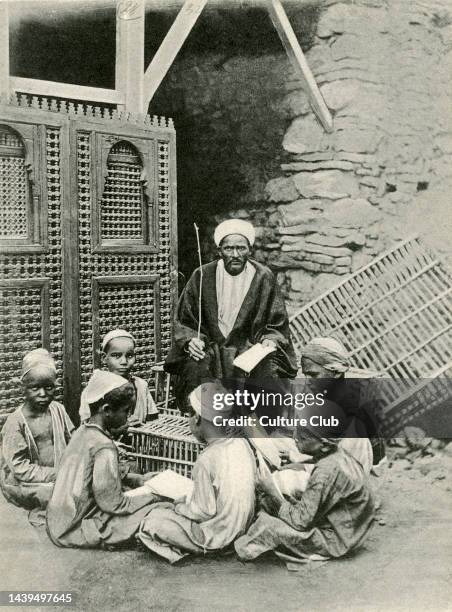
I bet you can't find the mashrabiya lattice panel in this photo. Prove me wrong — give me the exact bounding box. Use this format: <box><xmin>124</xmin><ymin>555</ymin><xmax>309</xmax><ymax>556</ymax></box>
<box><xmin>0</xmin><ymin>124</ymin><xmax>64</xmax><ymax>416</ymax></box>
<box><xmin>0</xmin><ymin>126</ymin><xmax>29</xmax><ymax>239</ymax></box>
<box><xmin>290</xmin><ymin>237</ymin><xmax>452</xmax><ymax>404</ymax></box>
<box><xmin>156</xmin><ymin>140</ymin><xmax>172</xmax><ymax>361</ymax></box>
<box><xmin>0</xmin><ymin>285</ymin><xmax>42</xmax><ymax>413</ymax></box>
<box><xmin>95</xmin><ymin>280</ymin><xmax>156</xmax><ymax>376</ymax></box>
<box><xmin>77</xmin><ymin>131</ymin><xmax>173</xmax><ymax>388</ymax></box>
<box><xmin>44</xmin><ymin>127</ymin><xmax>64</xmax><ymax>391</ymax></box>
<box><xmin>77</xmin><ymin>131</ymin><xmax>95</xmax><ymax>388</ymax></box>
<box><xmin>101</xmin><ymin>141</ymin><xmax>144</xmax><ymax>242</ymax></box>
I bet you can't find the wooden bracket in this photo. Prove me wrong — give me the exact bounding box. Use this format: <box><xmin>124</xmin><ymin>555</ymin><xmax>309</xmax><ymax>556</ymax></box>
<box><xmin>267</xmin><ymin>0</ymin><xmax>333</xmax><ymax>133</ymax></box>
<box><xmin>143</xmin><ymin>0</ymin><xmax>208</xmax><ymax>109</ymax></box>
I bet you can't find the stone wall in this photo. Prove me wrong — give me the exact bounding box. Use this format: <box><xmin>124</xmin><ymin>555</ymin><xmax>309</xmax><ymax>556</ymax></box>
<box><xmin>211</xmin><ymin>0</ymin><xmax>452</xmax><ymax>314</ymax></box>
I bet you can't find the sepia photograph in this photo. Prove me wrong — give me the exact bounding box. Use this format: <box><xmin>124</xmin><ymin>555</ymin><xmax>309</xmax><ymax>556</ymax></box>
<box><xmin>0</xmin><ymin>0</ymin><xmax>451</xmax><ymax>610</ymax></box>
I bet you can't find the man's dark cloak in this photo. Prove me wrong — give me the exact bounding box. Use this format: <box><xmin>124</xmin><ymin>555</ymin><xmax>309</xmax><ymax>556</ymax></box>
<box><xmin>165</xmin><ymin>259</ymin><xmax>297</xmax><ymax>379</ymax></box>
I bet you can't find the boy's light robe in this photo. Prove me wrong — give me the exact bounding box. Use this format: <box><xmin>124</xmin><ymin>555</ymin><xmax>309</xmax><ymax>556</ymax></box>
<box><xmin>0</xmin><ymin>402</ymin><xmax>74</xmax><ymax>509</ymax></box>
<box><xmin>138</xmin><ymin>437</ymin><xmax>256</xmax><ymax>562</ymax></box>
<box><xmin>46</xmin><ymin>423</ymin><xmax>157</xmax><ymax>548</ymax></box>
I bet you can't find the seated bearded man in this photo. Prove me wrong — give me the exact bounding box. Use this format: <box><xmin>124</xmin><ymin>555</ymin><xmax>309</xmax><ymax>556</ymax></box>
<box><xmin>165</xmin><ymin>219</ymin><xmax>297</xmax><ymax>413</ymax></box>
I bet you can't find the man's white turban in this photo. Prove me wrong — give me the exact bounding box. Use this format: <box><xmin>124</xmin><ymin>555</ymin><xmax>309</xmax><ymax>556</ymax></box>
<box><xmin>214</xmin><ymin>219</ymin><xmax>255</xmax><ymax>247</ymax></box>
<box><xmin>84</xmin><ymin>369</ymin><xmax>130</xmax><ymax>405</ymax></box>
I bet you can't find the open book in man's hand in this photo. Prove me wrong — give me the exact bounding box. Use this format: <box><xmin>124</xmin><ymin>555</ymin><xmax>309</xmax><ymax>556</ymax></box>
<box><xmin>233</xmin><ymin>342</ymin><xmax>276</xmax><ymax>374</ymax></box>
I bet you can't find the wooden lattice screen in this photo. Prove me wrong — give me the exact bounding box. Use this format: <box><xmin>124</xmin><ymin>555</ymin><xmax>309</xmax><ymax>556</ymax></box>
<box><xmin>0</xmin><ymin>95</ymin><xmax>177</xmax><ymax>423</ymax></box>
<box><xmin>289</xmin><ymin>236</ymin><xmax>452</xmax><ymax>409</ymax></box>
<box><xmin>0</xmin><ymin>113</ymin><xmax>60</xmax><ymax>422</ymax></box>
<box><xmin>0</xmin><ymin>127</ymin><xmax>30</xmax><ymax>241</ymax></box>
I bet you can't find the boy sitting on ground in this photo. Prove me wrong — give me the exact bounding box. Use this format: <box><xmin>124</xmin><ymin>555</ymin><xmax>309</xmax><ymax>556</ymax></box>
<box><xmin>0</xmin><ymin>349</ymin><xmax>74</xmax><ymax>510</ymax></box>
<box><xmin>79</xmin><ymin>329</ymin><xmax>158</xmax><ymax>427</ymax></box>
<box><xmin>138</xmin><ymin>382</ymin><xmax>256</xmax><ymax>563</ymax></box>
<box><xmin>234</xmin><ymin>426</ymin><xmax>375</xmax><ymax>563</ymax></box>
<box><xmin>46</xmin><ymin>370</ymin><xmax>159</xmax><ymax>549</ymax></box>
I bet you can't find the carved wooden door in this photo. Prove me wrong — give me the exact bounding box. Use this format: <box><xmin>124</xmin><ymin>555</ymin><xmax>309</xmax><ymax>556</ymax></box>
<box><xmin>0</xmin><ymin>98</ymin><xmax>177</xmax><ymax>423</ymax></box>
<box><xmin>72</xmin><ymin>115</ymin><xmax>177</xmax><ymax>414</ymax></box>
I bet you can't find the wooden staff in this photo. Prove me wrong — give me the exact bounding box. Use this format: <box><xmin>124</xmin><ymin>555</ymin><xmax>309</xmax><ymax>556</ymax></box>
<box><xmin>194</xmin><ymin>223</ymin><xmax>203</xmax><ymax>339</ymax></box>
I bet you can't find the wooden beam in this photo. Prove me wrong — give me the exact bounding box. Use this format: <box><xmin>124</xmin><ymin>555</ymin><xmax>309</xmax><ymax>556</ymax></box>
<box><xmin>0</xmin><ymin>2</ymin><xmax>10</xmax><ymax>99</ymax></box>
<box><xmin>143</xmin><ymin>0</ymin><xmax>208</xmax><ymax>108</ymax></box>
<box><xmin>267</xmin><ymin>0</ymin><xmax>333</xmax><ymax>133</ymax></box>
<box><xmin>10</xmin><ymin>76</ymin><xmax>124</xmax><ymax>105</ymax></box>
<box><xmin>115</xmin><ymin>0</ymin><xmax>145</xmax><ymax>114</ymax></box>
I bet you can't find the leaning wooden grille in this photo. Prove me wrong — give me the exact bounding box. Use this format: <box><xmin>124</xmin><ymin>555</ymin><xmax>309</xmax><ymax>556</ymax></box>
<box><xmin>0</xmin><ymin>126</ymin><xmax>28</xmax><ymax>239</ymax></box>
<box><xmin>0</xmin><ymin>125</ymin><xmax>64</xmax><ymax>420</ymax></box>
<box><xmin>383</xmin><ymin>362</ymin><xmax>452</xmax><ymax>434</ymax></box>
<box><xmin>289</xmin><ymin>236</ymin><xmax>452</xmax><ymax>406</ymax></box>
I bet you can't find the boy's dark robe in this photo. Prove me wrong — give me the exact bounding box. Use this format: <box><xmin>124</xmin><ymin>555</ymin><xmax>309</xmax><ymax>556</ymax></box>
<box><xmin>234</xmin><ymin>447</ymin><xmax>375</xmax><ymax>561</ymax></box>
<box><xmin>165</xmin><ymin>259</ymin><xmax>297</xmax><ymax>399</ymax></box>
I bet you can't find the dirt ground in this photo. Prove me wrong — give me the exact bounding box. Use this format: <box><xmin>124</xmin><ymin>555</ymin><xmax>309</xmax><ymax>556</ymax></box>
<box><xmin>1</xmin><ymin>453</ymin><xmax>452</xmax><ymax>612</ymax></box>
